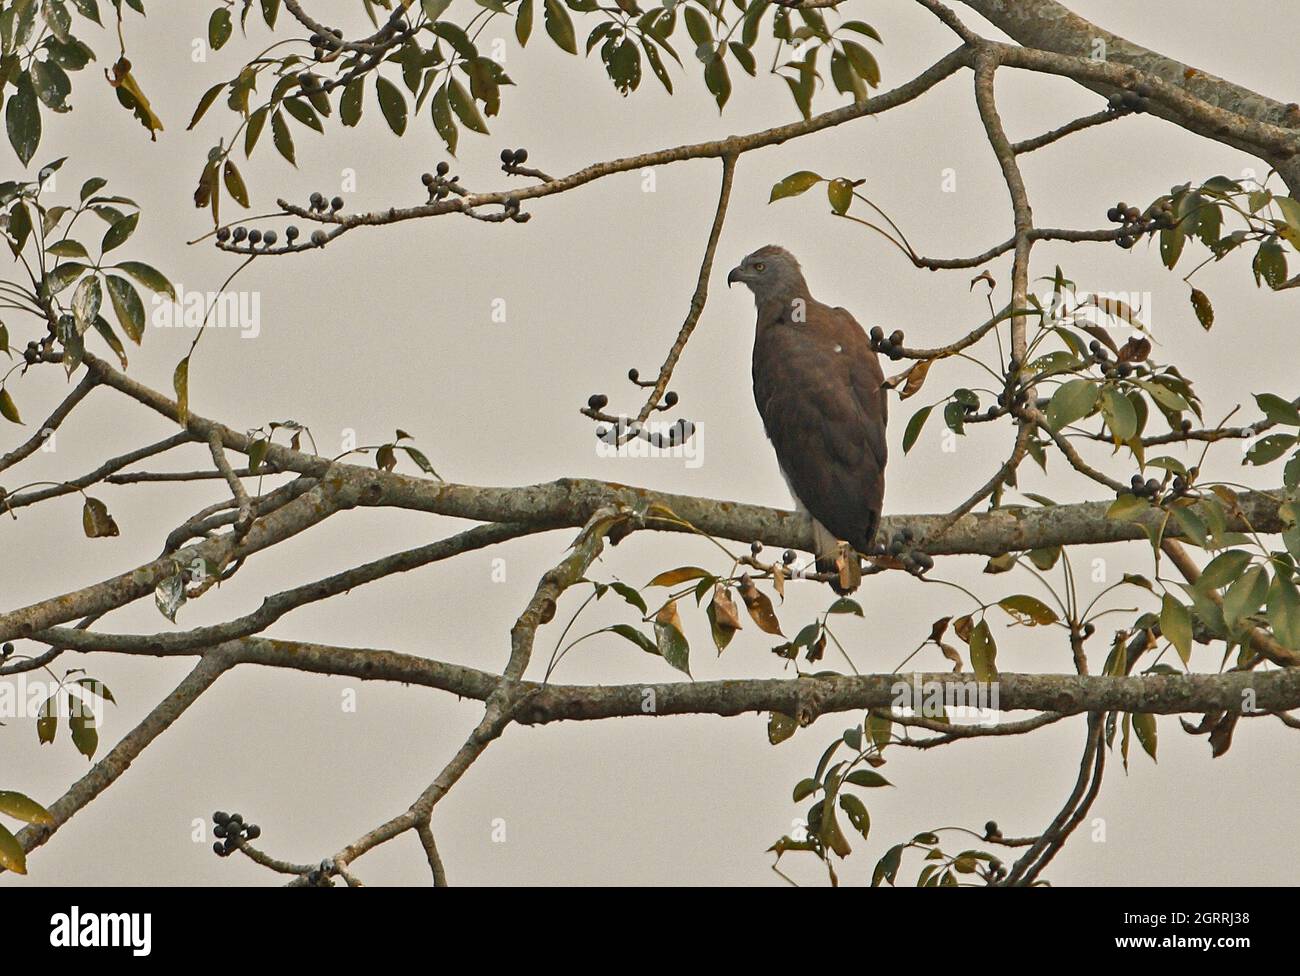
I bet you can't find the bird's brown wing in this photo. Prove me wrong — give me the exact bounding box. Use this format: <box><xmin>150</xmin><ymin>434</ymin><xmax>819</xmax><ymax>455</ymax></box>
<box><xmin>752</xmin><ymin>304</ymin><xmax>887</xmax><ymax>554</ymax></box>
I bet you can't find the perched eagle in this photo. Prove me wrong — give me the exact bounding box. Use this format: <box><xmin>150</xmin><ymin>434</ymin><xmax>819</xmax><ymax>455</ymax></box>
<box><xmin>728</xmin><ymin>245</ymin><xmax>887</xmax><ymax>588</ymax></box>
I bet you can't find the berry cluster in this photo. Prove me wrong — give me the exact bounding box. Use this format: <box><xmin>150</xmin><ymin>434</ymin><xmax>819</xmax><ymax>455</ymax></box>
<box><xmin>885</xmin><ymin>526</ymin><xmax>934</xmax><ymax>576</ymax></box>
<box><xmin>213</xmin><ymin>189</ymin><xmax>344</xmax><ymax>252</ymax></box>
<box><xmin>1106</xmin><ymin>82</ymin><xmax>1153</xmax><ymax>115</ymax></box>
<box><xmin>216</xmin><ymin>225</ymin><xmax>281</xmax><ymax>249</ymax></box>
<box><xmin>1106</xmin><ymin>197</ymin><xmax>1175</xmax><ymax>249</ymax></box>
<box><xmin>421</xmin><ymin>161</ymin><xmax>456</xmax><ymax>200</ymax></box>
<box><xmin>499</xmin><ymin>147</ymin><xmax>529</xmax><ymax>169</ymax></box>
<box><xmin>308</xmin><ymin>191</ymin><xmax>345</xmax><ymax>214</ymax></box>
<box><xmin>1125</xmin><ymin>468</ymin><xmax>1194</xmax><ymax>503</ymax></box>
<box><xmin>868</xmin><ymin>326</ymin><xmax>906</xmax><ymax>360</ymax></box>
<box><xmin>211</xmin><ymin>811</ymin><xmax>261</xmax><ymax>857</ymax></box>
<box><xmin>1088</xmin><ymin>340</ymin><xmax>1140</xmax><ymax>379</ymax></box>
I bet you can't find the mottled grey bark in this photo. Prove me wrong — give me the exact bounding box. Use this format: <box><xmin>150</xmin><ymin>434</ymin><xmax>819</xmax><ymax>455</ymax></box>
<box><xmin>961</xmin><ymin>0</ymin><xmax>1300</xmax><ymax>192</ymax></box>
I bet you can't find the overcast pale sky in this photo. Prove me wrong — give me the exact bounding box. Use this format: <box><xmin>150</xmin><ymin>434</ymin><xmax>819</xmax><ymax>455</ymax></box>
<box><xmin>4</xmin><ymin>0</ymin><xmax>1298</xmax><ymax>886</ymax></box>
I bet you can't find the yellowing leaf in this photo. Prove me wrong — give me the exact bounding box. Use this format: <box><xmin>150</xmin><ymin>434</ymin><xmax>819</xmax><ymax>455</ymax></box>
<box><xmin>769</xmin><ymin>171</ymin><xmax>822</xmax><ymax>203</ymax></box>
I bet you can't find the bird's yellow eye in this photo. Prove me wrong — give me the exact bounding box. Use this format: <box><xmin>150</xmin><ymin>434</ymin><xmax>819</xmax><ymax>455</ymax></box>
<box><xmin>754</xmin><ymin>262</ymin><xmax>766</xmax><ymax>272</ymax></box>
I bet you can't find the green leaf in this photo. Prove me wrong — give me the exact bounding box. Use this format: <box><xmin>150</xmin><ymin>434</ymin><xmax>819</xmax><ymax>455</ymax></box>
<box><xmin>340</xmin><ymin>76</ymin><xmax>364</xmax><ymax>127</ymax></box>
<box><xmin>606</xmin><ymin>580</ymin><xmax>646</xmax><ymax>615</ymax></box>
<box><xmin>969</xmin><ymin>619</ymin><xmax>997</xmax><ymax>681</ymax></box>
<box><xmin>841</xmin><ymin>39</ymin><xmax>879</xmax><ymax>87</ymax></box>
<box><xmin>100</xmin><ymin>211</ymin><xmax>138</xmax><ymax>253</ymax></box>
<box><xmin>1100</xmin><ymin>386</ymin><xmax>1137</xmax><ymax>442</ymax></box>
<box><xmin>112</xmin><ymin>260</ymin><xmax>174</xmax><ymax>301</ymax></box>
<box><xmin>792</xmin><ymin>777</ymin><xmax>818</xmax><ymax>802</ymax></box>
<box><xmin>244</xmin><ymin>104</ymin><xmax>269</xmax><ymax>156</ymax></box>
<box><xmin>642</xmin><ymin>36</ymin><xmax>672</xmax><ymax>93</ymax></box>
<box><xmin>271</xmin><ymin>109</ymin><xmax>296</xmax><ymax>165</ymax></box>
<box><xmin>6</xmin><ymin>70</ymin><xmax>41</xmax><ymax>166</ymax></box>
<box><xmin>92</xmin><ymin>314</ymin><xmax>128</xmax><ymax>369</ymax></box>
<box><xmin>447</xmin><ymin>75</ymin><xmax>487</xmax><ymax>133</ymax></box>
<box><xmin>0</xmin><ymin>824</ymin><xmax>27</xmax><ymax>875</ymax></box>
<box><xmin>1245</xmin><ymin>433</ymin><xmax>1296</xmax><ymax>466</ymax></box>
<box><xmin>1159</xmin><ymin>224</ymin><xmax>1185</xmax><ymax>269</ymax></box>
<box><xmin>104</xmin><ymin>273</ymin><xmax>144</xmax><ymax>343</ymax></box>
<box><xmin>222</xmin><ymin>159</ymin><xmax>249</xmax><ymax>209</ymax></box>
<box><xmin>1254</xmin><ymin>238</ymin><xmax>1287</xmax><ymax>290</ymax></box>
<box><xmin>0</xmin><ymin>790</ymin><xmax>54</xmax><ymax>824</ymax></box>
<box><xmin>606</xmin><ymin>623</ymin><xmax>657</xmax><ymax>655</ymax></box>
<box><xmin>1106</xmin><ymin>493</ymin><xmax>1148</xmax><ymax>521</ymax></box>
<box><xmin>1159</xmin><ymin>593</ymin><xmax>1192</xmax><ymax>665</ymax></box>
<box><xmin>872</xmin><ymin>843</ymin><xmax>903</xmax><ymax>886</ymax></box>
<box><xmin>1132</xmin><ymin>712</ymin><xmax>1157</xmax><ymax>761</ymax></box>
<box><xmin>844</xmin><ymin>769</ymin><xmax>891</xmax><ymax>788</ymax></box>
<box><xmin>997</xmin><ymin>594</ymin><xmax>1058</xmax><ymax>626</ymax></box>
<box><xmin>422</xmin><ymin>0</ymin><xmax>453</xmax><ymax>20</ymax></box>
<box><xmin>431</xmin><ymin>85</ymin><xmax>457</xmax><ymax>154</ymax></box>
<box><xmin>683</xmin><ymin>6</ymin><xmax>712</xmax><ymax>46</ymax></box>
<box><xmin>1199</xmin><ymin>550</ymin><xmax>1253</xmax><ymax>591</ymax></box>
<box><xmin>79</xmin><ymin>176</ymin><xmax>108</xmax><ymax>201</ymax></box>
<box><xmin>1267</xmin><ymin>572</ymin><xmax>1300</xmax><ymax>650</ymax></box>
<box><xmin>42</xmin><ymin>0</ymin><xmax>73</xmax><ymax>41</ymax></box>
<box><xmin>71</xmin><ymin>273</ymin><xmax>101</xmax><ymax>333</ymax></box>
<box><xmin>1136</xmin><ymin>379</ymin><xmax>1190</xmax><ymax>415</ymax></box>
<box><xmin>1222</xmin><ymin>565</ymin><xmax>1267</xmax><ymax>629</ymax></box>
<box><xmin>769</xmin><ymin>170</ymin><xmax>822</xmax><ymax>203</ymax></box>
<box><xmin>768</xmin><ymin>711</ymin><xmax>798</xmax><ymax>745</ymax></box>
<box><xmin>515</xmin><ymin>0</ymin><xmax>533</xmax><ymax>45</ymax></box>
<box><xmin>653</xmin><ymin>618</ymin><xmax>690</xmax><ymax>676</ymax></box>
<box><xmin>827</xmin><ymin>177</ymin><xmax>852</xmax><ymax>215</ymax></box>
<box><xmin>902</xmin><ymin>404</ymin><xmax>932</xmax><ymax>454</ymax></box>
<box><xmin>31</xmin><ymin>57</ymin><xmax>71</xmax><ymax>111</ymax></box>
<box><xmin>283</xmin><ymin>96</ymin><xmax>323</xmax><ymax>133</ymax></box>
<box><xmin>839</xmin><ymin>793</ymin><xmax>870</xmax><ymax>840</ymax></box>
<box><xmin>46</xmin><ymin>238</ymin><xmax>89</xmax><ymax>259</ymax></box>
<box><xmin>543</xmin><ymin>0</ymin><xmax>577</xmax><ymax>54</ymax></box>
<box><xmin>703</xmin><ymin>52</ymin><xmax>730</xmax><ymax>111</ymax></box>
<box><xmin>1046</xmin><ymin>378</ymin><xmax>1099</xmax><ymax>431</ymax></box>
<box><xmin>1171</xmin><ymin>505</ymin><xmax>1208</xmax><ymax>547</ymax></box>
<box><xmin>375</xmin><ymin>76</ymin><xmax>408</xmax><ymax>136</ymax></box>
<box><xmin>827</xmin><ymin>597</ymin><xmax>863</xmax><ymax>616</ymax></box>
<box><xmin>70</xmin><ymin>708</ymin><xmax>97</xmax><ymax>759</ymax></box>
<box><xmin>208</xmin><ymin>7</ymin><xmax>232</xmax><ymax>50</ymax></box>
<box><xmin>1255</xmin><ymin>393</ymin><xmax>1300</xmax><ymax>427</ymax></box>
<box><xmin>840</xmin><ymin>20</ymin><xmax>882</xmax><ymax>43</ymax></box>
<box><xmin>0</xmin><ymin>386</ymin><xmax>22</xmax><ymax>424</ymax></box>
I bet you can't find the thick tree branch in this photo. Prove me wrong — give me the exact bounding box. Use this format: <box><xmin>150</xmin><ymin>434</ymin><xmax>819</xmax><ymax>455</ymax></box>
<box><xmin>961</xmin><ymin>0</ymin><xmax>1300</xmax><ymax>191</ymax></box>
<box><xmin>83</xmin><ymin>636</ymin><xmax>1300</xmax><ymax>722</ymax></box>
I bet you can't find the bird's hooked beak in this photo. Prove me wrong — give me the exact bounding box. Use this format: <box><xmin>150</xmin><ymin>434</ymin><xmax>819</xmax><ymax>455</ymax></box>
<box><xmin>726</xmin><ymin>264</ymin><xmax>745</xmax><ymax>287</ymax></box>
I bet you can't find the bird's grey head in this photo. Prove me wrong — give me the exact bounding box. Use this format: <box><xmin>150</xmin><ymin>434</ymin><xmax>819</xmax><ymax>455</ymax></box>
<box><xmin>727</xmin><ymin>245</ymin><xmax>807</xmax><ymax>305</ymax></box>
